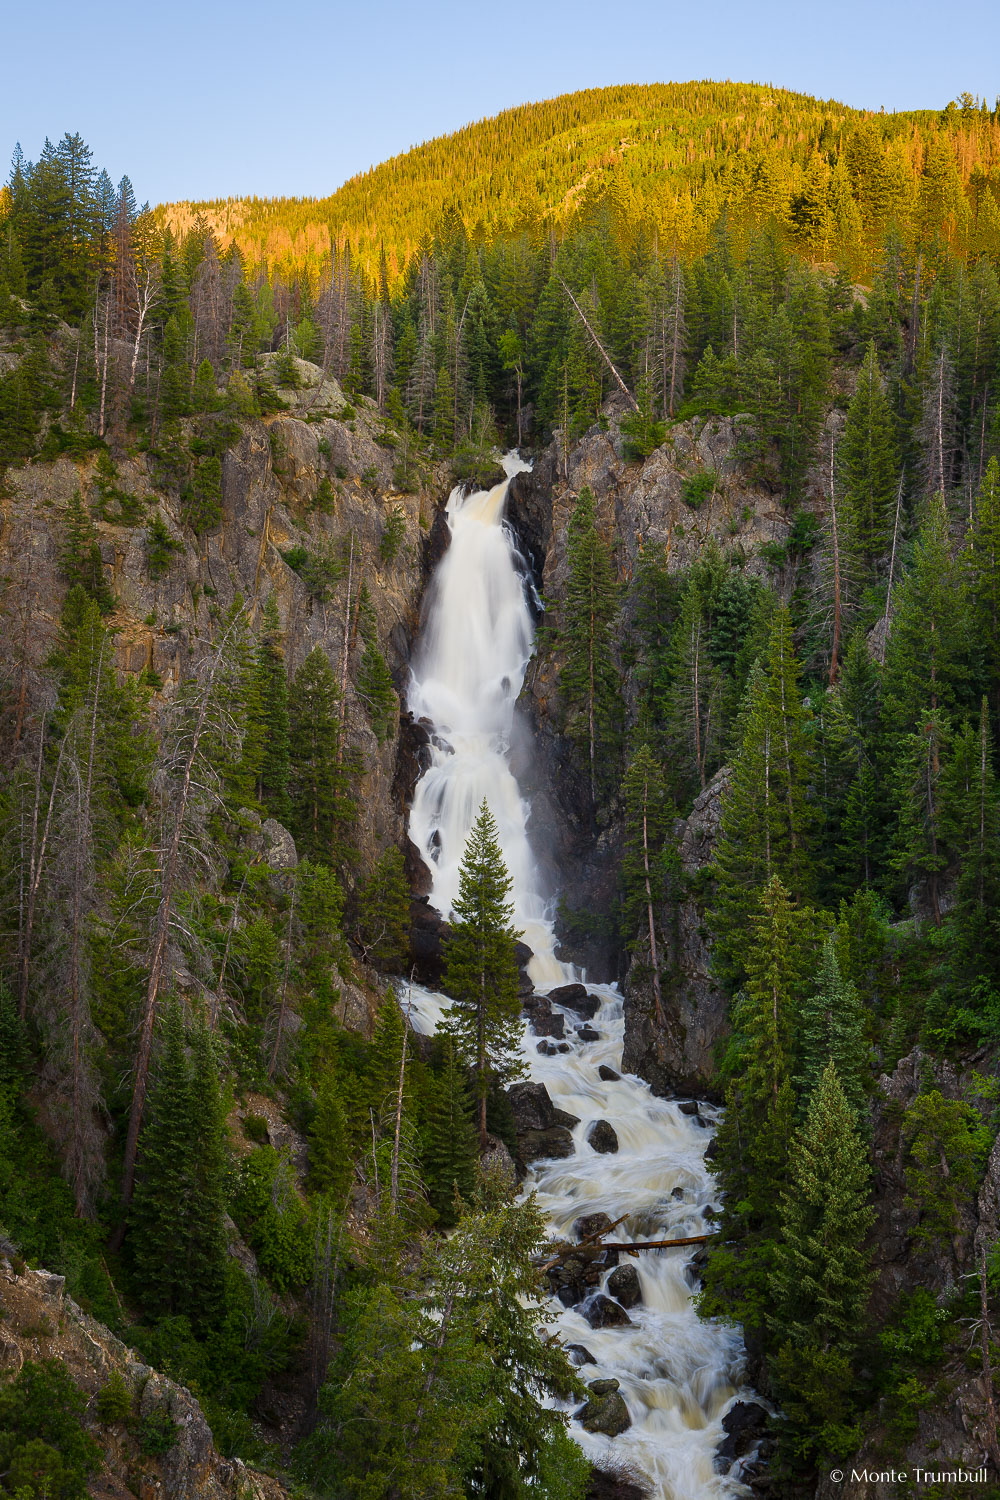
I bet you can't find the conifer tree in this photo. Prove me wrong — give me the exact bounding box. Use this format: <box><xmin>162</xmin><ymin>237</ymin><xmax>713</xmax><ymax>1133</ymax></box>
<box><xmin>713</xmin><ymin>608</ymin><xmax>814</xmax><ymax>978</ymax></box>
<box><xmin>665</xmin><ymin>578</ymin><xmax>722</xmax><ymax>791</ymax></box>
<box><xmin>355</xmin><ymin>847</ymin><xmax>410</xmax><ymax>971</ymax></box>
<box><xmin>443</xmin><ymin>801</ymin><xmax>524</xmax><ymax>1149</ymax></box>
<box><xmin>130</xmin><ymin>1004</ymin><xmax>227</xmax><ymax>1329</ymax></box>
<box><xmin>287</xmin><ymin>646</ymin><xmax>352</xmax><ymax>866</ymax></box>
<box><xmin>559</xmin><ymin>486</ymin><xmax>620</xmax><ymax>804</ymax></box>
<box><xmin>61</xmin><ymin>492</ymin><xmax>115</xmax><ymax>614</ymax></box>
<box><xmin>354</xmin><ymin>585</ymin><xmax>397</xmax><ymax>745</ymax></box>
<box><xmin>884</xmin><ymin>494</ymin><xmax>967</xmax><ymax>735</ymax></box>
<box><xmin>308</xmin><ymin>1070</ymin><xmax>353</xmax><ymax>1199</ymax></box>
<box><xmin>964</xmin><ymin>458</ymin><xmax>1000</xmax><ymax>733</ymax></box>
<box><xmin>422</xmin><ymin>1040</ymin><xmax>478</xmax><ymax>1227</ymax></box>
<box><xmin>619</xmin><ymin>744</ymin><xmax>672</xmax><ymax>1025</ymax></box>
<box><xmin>797</xmin><ymin>937</ymin><xmax>869</xmax><ymax>1118</ymax></box>
<box><xmin>768</xmin><ymin>1060</ymin><xmax>875</xmax><ymax>1463</ymax></box>
<box><xmin>241</xmin><ymin>597</ymin><xmax>291</xmax><ymax>818</ymax></box>
<box><xmin>702</xmin><ymin>878</ymin><xmax>813</xmax><ymax>1327</ymax></box>
<box><xmin>839</xmin><ymin>340</ymin><xmax>899</xmax><ymax>564</ymax></box>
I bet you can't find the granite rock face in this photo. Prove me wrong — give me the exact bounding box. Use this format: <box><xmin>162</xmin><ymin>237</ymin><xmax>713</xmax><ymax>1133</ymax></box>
<box><xmin>0</xmin><ymin>1256</ymin><xmax>288</xmax><ymax>1500</ymax></box>
<box><xmin>622</xmin><ymin>768</ymin><xmax>730</xmax><ymax>1100</ymax></box>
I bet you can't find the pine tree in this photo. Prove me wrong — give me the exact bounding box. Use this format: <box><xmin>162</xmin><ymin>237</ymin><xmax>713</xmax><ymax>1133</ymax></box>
<box><xmin>308</xmin><ymin>1070</ymin><xmax>353</xmax><ymax>1199</ymax></box>
<box><xmin>422</xmin><ymin>1040</ymin><xmax>478</xmax><ymax>1227</ymax></box>
<box><xmin>242</xmin><ymin>597</ymin><xmax>291</xmax><ymax>818</ymax></box>
<box><xmin>559</xmin><ymin>486</ymin><xmax>620</xmax><ymax>804</ymax></box>
<box><xmin>768</xmin><ymin>1061</ymin><xmax>875</xmax><ymax>1464</ymax></box>
<box><xmin>713</xmin><ymin>608</ymin><xmax>814</xmax><ymax>979</ymax></box>
<box><xmin>354</xmin><ymin>585</ymin><xmax>397</xmax><ymax>745</ymax></box>
<box><xmin>619</xmin><ymin>745</ymin><xmax>672</xmax><ymax>1026</ymax></box>
<box><xmin>287</xmin><ymin>646</ymin><xmax>352</xmax><ymax>866</ymax></box>
<box><xmin>964</xmin><ymin>458</ymin><xmax>1000</xmax><ymax>734</ymax></box>
<box><xmin>884</xmin><ymin>494</ymin><xmax>968</xmax><ymax>735</ymax></box>
<box><xmin>442</xmin><ymin>801</ymin><xmax>524</xmax><ymax>1149</ymax></box>
<box><xmin>129</xmin><ymin>1004</ymin><xmax>227</xmax><ymax>1329</ymax></box>
<box><xmin>702</xmin><ymin>878</ymin><xmax>813</xmax><ymax>1328</ymax></box>
<box><xmin>839</xmin><ymin>341</ymin><xmax>899</xmax><ymax>564</ymax></box>
<box><xmin>797</xmin><ymin>937</ymin><xmax>869</xmax><ymax>1118</ymax></box>
<box><xmin>355</xmin><ymin>847</ymin><xmax>410</xmax><ymax>971</ymax></box>
<box><xmin>665</xmin><ymin>577</ymin><xmax>722</xmax><ymax>791</ymax></box>
<box><xmin>60</xmin><ymin>492</ymin><xmax>115</xmax><ymax>614</ymax></box>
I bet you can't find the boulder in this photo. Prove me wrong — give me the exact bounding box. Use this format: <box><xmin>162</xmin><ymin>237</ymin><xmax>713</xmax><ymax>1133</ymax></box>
<box><xmin>606</xmin><ymin>1264</ymin><xmax>641</xmax><ymax>1308</ymax></box>
<box><xmin>574</xmin><ymin>1212</ymin><xmax>614</xmax><ymax>1242</ymax></box>
<box><xmin>518</xmin><ymin>1126</ymin><xmax>575</xmax><ymax>1163</ymax></box>
<box><xmin>677</xmin><ymin>1099</ymin><xmax>700</xmax><ymax>1116</ymax></box>
<box><xmin>549</xmin><ymin>983</ymin><xmax>601</xmax><ymax>1019</ymax></box>
<box><xmin>715</xmin><ymin>1401</ymin><xmax>769</xmax><ymax>1471</ymax></box>
<box><xmin>587</xmin><ymin>1119</ymin><xmax>620</xmax><ymax>1154</ymax></box>
<box><xmin>523</xmin><ymin>996</ymin><xmax>565</xmax><ymax>1039</ymax></box>
<box><xmin>408</xmin><ymin>898</ymin><xmax>451</xmax><ymax>984</ymax></box>
<box><xmin>578</xmin><ymin>1026</ymin><xmax>601</xmax><ymax>1042</ymax></box>
<box><xmin>577</xmin><ymin>1378</ymin><xmax>632</xmax><ymax>1436</ymax></box>
<box><xmin>598</xmin><ymin>1065</ymin><xmax>621</xmax><ymax>1082</ymax></box>
<box><xmin>260</xmin><ymin>818</ymin><xmax>298</xmax><ymax>870</ymax></box>
<box><xmin>585</xmin><ymin>1468</ymin><xmax>647</xmax><ymax>1500</ymax></box>
<box><xmin>566</xmin><ymin>1343</ymin><xmax>597</xmax><ymax>1366</ymax></box>
<box><xmin>582</xmin><ymin>1293</ymin><xmax>632</xmax><ymax>1329</ymax></box>
<box><xmin>506</xmin><ymin>1081</ymin><xmax>579</xmax><ymax>1133</ymax></box>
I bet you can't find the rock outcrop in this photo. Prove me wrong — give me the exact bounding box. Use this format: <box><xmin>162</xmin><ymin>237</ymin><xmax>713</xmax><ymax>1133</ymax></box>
<box><xmin>0</xmin><ymin>1256</ymin><xmax>287</xmax><ymax>1500</ymax></box>
<box><xmin>622</xmin><ymin>768</ymin><xmax>730</xmax><ymax>1099</ymax></box>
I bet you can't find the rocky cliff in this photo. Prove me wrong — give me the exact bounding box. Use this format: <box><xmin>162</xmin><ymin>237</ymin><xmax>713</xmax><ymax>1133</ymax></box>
<box><xmin>0</xmin><ymin>1253</ymin><xmax>288</xmax><ymax>1500</ymax></box>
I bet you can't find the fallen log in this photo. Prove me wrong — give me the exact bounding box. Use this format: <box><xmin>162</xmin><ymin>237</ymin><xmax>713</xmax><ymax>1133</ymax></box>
<box><xmin>536</xmin><ymin>1214</ymin><xmax>629</xmax><ymax>1273</ymax></box>
<box><xmin>603</xmin><ymin>1234</ymin><xmax>715</xmax><ymax>1253</ymax></box>
<box><xmin>537</xmin><ymin>1226</ymin><xmax>714</xmax><ymax>1273</ymax></box>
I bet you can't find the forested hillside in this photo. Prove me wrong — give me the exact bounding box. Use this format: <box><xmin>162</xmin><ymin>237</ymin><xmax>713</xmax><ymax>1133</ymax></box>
<box><xmin>159</xmin><ymin>82</ymin><xmax>1000</xmax><ymax>283</ymax></box>
<box><xmin>1</xmin><ymin>104</ymin><xmax>1000</xmax><ymax>1500</ymax></box>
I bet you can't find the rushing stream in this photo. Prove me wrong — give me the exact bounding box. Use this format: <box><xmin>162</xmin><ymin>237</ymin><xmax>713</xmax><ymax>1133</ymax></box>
<box><xmin>405</xmin><ymin>458</ymin><xmax>753</xmax><ymax>1499</ymax></box>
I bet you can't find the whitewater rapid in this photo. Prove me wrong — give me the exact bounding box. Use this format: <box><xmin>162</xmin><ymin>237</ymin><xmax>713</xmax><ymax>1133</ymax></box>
<box><xmin>405</xmin><ymin>458</ymin><xmax>753</xmax><ymax>1499</ymax></box>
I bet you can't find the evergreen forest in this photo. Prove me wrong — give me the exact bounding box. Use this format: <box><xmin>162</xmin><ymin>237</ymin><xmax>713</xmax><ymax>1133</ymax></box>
<box><xmin>1</xmin><ymin>84</ymin><xmax>1000</xmax><ymax>1500</ymax></box>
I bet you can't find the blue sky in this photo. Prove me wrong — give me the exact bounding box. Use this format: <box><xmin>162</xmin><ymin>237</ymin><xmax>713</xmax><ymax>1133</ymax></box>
<box><xmin>3</xmin><ymin>0</ymin><xmax>997</xmax><ymax>205</ymax></box>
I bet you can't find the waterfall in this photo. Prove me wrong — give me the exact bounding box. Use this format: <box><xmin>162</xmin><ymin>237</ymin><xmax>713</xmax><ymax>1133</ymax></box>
<box><xmin>406</xmin><ymin>458</ymin><xmax>754</xmax><ymax>1499</ymax></box>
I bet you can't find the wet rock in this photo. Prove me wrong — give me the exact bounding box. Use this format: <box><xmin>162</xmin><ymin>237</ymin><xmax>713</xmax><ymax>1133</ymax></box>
<box><xmin>523</xmin><ymin>995</ymin><xmax>565</xmax><ymax>1039</ymax></box>
<box><xmin>566</xmin><ymin>1343</ymin><xmax>596</xmax><ymax>1366</ymax></box>
<box><xmin>545</xmin><ymin>1241</ymin><xmax>618</xmax><ymax>1305</ymax></box>
<box><xmin>549</xmin><ymin>983</ymin><xmax>601</xmax><ymax>1019</ymax></box>
<box><xmin>714</xmin><ymin>1402</ymin><xmax>769</xmax><ymax>1471</ymax></box>
<box><xmin>598</xmin><ymin>1065</ymin><xmax>621</xmax><ymax>1082</ymax></box>
<box><xmin>585</xmin><ymin>1468</ymin><xmax>648</xmax><ymax>1500</ymax></box>
<box><xmin>587</xmin><ymin>1119</ymin><xmax>620</xmax><ymax>1154</ymax></box>
<box><xmin>573</xmin><ymin>1212</ymin><xmax>614</xmax><ymax>1242</ymax></box>
<box><xmin>606</xmin><ymin>1264</ymin><xmax>641</xmax><ymax>1308</ymax></box>
<box><xmin>578</xmin><ymin>1025</ymin><xmax>601</xmax><ymax>1042</ymax></box>
<box><xmin>408</xmin><ymin>897</ymin><xmax>451</xmax><ymax>984</ymax></box>
<box><xmin>518</xmin><ymin>1126</ymin><xmax>575</xmax><ymax>1162</ymax></box>
<box><xmin>702</xmin><ymin>1204</ymin><xmax>718</xmax><ymax>1222</ymax></box>
<box><xmin>536</xmin><ymin>1040</ymin><xmax>560</xmax><ymax>1056</ymax></box>
<box><xmin>671</xmin><ymin>1186</ymin><xmax>685</xmax><ymax>1199</ymax></box>
<box><xmin>582</xmin><ymin>1293</ymin><xmax>632</xmax><ymax>1329</ymax></box>
<box><xmin>622</xmin><ymin>768</ymin><xmax>731</xmax><ymax>1100</ymax></box>
<box><xmin>676</xmin><ymin>1099</ymin><xmax>699</xmax><ymax>1116</ymax></box>
<box><xmin>507</xmin><ymin>1081</ymin><xmax>579</xmax><ymax>1133</ymax></box>
<box><xmin>577</xmin><ymin>1379</ymin><xmax>632</xmax><ymax>1436</ymax></box>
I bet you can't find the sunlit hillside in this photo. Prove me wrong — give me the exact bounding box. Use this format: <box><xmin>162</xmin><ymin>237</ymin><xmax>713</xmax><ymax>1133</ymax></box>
<box><xmin>159</xmin><ymin>81</ymin><xmax>1000</xmax><ymax>281</ymax></box>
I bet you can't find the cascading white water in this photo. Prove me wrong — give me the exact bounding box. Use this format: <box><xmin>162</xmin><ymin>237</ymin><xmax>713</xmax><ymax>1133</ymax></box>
<box><xmin>406</xmin><ymin>458</ymin><xmax>753</xmax><ymax>1499</ymax></box>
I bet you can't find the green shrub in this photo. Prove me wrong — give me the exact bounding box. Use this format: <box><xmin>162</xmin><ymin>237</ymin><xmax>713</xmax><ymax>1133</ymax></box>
<box><xmin>680</xmin><ymin>470</ymin><xmax>718</xmax><ymax>509</ymax></box>
<box><xmin>0</xmin><ymin>1359</ymin><xmax>100</xmax><ymax>1498</ymax></box>
<box><xmin>146</xmin><ymin>515</ymin><xmax>182</xmax><ymax>579</ymax></box>
<box><xmin>95</xmin><ymin>1370</ymin><xmax>132</xmax><ymax>1424</ymax></box>
<box><xmin>379</xmin><ymin>506</ymin><xmax>406</xmax><ymax>564</ymax></box>
<box><xmin>136</xmin><ymin>1407</ymin><xmax>179</xmax><ymax>1458</ymax></box>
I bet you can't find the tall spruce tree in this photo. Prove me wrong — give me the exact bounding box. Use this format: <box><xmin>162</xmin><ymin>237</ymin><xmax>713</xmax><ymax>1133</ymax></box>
<box><xmin>559</xmin><ymin>486</ymin><xmax>620</xmax><ymax>804</ymax></box>
<box><xmin>355</xmin><ymin>847</ymin><xmax>410</xmax><ymax>972</ymax></box>
<box><xmin>422</xmin><ymin>1039</ymin><xmax>478</xmax><ymax>1227</ymax></box>
<box><xmin>287</xmin><ymin>646</ymin><xmax>352</xmax><ymax>866</ymax></box>
<box><xmin>768</xmin><ymin>1060</ymin><xmax>875</xmax><ymax>1466</ymax></box>
<box><xmin>839</xmin><ymin>340</ymin><xmax>899</xmax><ymax>565</ymax></box>
<box><xmin>796</xmin><ymin>937</ymin><xmax>869</xmax><ymax>1119</ymax></box>
<box><xmin>442</xmin><ymin>802</ymin><xmax>524</xmax><ymax>1149</ymax></box>
<box><xmin>713</xmin><ymin>608</ymin><xmax>814</xmax><ymax>980</ymax></box>
<box><xmin>619</xmin><ymin>744</ymin><xmax>673</xmax><ymax>1026</ymax></box>
<box><xmin>129</xmin><ymin>1005</ymin><xmax>227</xmax><ymax>1329</ymax></box>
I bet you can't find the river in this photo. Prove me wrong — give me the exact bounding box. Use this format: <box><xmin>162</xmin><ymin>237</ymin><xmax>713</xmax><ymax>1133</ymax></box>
<box><xmin>403</xmin><ymin>456</ymin><xmax>754</xmax><ymax>1499</ymax></box>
